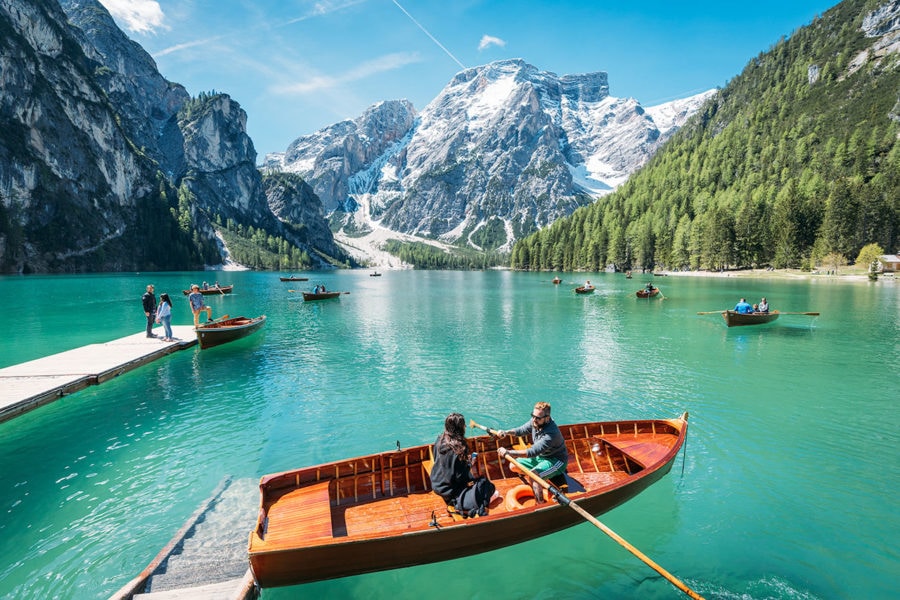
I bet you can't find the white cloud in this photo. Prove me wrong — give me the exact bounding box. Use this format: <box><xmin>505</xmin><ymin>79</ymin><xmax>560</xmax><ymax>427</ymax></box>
<box><xmin>272</xmin><ymin>52</ymin><xmax>422</xmax><ymax>95</ymax></box>
<box><xmin>98</xmin><ymin>0</ymin><xmax>166</xmax><ymax>34</ymax></box>
<box><xmin>478</xmin><ymin>35</ymin><xmax>506</xmax><ymax>51</ymax></box>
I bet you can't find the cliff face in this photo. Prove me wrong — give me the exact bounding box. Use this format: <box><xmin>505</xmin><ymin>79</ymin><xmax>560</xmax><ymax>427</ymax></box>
<box><xmin>0</xmin><ymin>0</ymin><xmax>342</xmax><ymax>273</ymax></box>
<box><xmin>0</xmin><ymin>0</ymin><xmax>161</xmax><ymax>272</ymax></box>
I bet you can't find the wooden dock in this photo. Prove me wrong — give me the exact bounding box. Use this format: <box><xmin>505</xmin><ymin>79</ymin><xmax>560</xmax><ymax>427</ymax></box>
<box><xmin>0</xmin><ymin>326</ymin><xmax>198</xmax><ymax>424</ymax></box>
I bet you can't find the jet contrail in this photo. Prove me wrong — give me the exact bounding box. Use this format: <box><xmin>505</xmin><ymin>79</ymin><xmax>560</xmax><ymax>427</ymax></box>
<box><xmin>391</xmin><ymin>0</ymin><xmax>466</xmax><ymax>70</ymax></box>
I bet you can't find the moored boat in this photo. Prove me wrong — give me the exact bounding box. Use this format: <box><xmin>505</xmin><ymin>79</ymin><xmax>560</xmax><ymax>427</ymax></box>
<box><xmin>182</xmin><ymin>285</ymin><xmax>233</xmax><ymax>295</ymax></box>
<box><xmin>195</xmin><ymin>315</ymin><xmax>266</xmax><ymax>349</ymax></box>
<box><xmin>723</xmin><ymin>310</ymin><xmax>779</xmax><ymax>327</ymax></box>
<box><xmin>301</xmin><ymin>291</ymin><xmax>342</xmax><ymax>301</ymax></box>
<box><xmin>248</xmin><ymin>414</ymin><xmax>689</xmax><ymax>588</ymax></box>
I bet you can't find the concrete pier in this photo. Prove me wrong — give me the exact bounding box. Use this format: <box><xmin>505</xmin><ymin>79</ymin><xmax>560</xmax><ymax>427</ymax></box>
<box><xmin>0</xmin><ymin>326</ymin><xmax>197</xmax><ymax>424</ymax></box>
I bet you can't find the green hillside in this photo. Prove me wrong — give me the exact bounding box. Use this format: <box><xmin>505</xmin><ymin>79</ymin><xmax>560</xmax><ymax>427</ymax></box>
<box><xmin>511</xmin><ymin>0</ymin><xmax>899</xmax><ymax>272</ymax></box>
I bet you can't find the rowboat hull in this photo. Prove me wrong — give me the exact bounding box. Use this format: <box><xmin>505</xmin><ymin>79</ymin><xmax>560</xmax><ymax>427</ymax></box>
<box><xmin>279</xmin><ymin>277</ymin><xmax>308</xmax><ymax>282</ymax></box>
<box><xmin>723</xmin><ymin>310</ymin><xmax>779</xmax><ymax>327</ymax></box>
<box><xmin>574</xmin><ymin>287</ymin><xmax>594</xmax><ymax>294</ymax></box>
<box><xmin>248</xmin><ymin>414</ymin><xmax>688</xmax><ymax>588</ymax></box>
<box><xmin>196</xmin><ymin>315</ymin><xmax>266</xmax><ymax>349</ymax></box>
<box><xmin>182</xmin><ymin>285</ymin><xmax>233</xmax><ymax>295</ymax></box>
<box><xmin>636</xmin><ymin>289</ymin><xmax>659</xmax><ymax>298</ymax></box>
<box><xmin>301</xmin><ymin>291</ymin><xmax>341</xmax><ymax>301</ymax></box>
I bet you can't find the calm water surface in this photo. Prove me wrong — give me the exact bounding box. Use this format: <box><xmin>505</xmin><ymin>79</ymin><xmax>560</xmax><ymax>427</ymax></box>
<box><xmin>0</xmin><ymin>271</ymin><xmax>897</xmax><ymax>599</ymax></box>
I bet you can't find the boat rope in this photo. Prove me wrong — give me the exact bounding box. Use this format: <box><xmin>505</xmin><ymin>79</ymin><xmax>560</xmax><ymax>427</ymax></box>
<box><xmin>428</xmin><ymin>509</ymin><xmax>441</xmax><ymax>530</ymax></box>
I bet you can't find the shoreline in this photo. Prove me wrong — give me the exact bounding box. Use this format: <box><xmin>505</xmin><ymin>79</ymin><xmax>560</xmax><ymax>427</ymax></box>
<box><xmin>654</xmin><ymin>268</ymin><xmax>891</xmax><ymax>283</ymax></box>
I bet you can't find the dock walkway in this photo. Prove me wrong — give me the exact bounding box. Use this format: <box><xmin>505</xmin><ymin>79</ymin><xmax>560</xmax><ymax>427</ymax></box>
<box><xmin>0</xmin><ymin>326</ymin><xmax>197</xmax><ymax>424</ymax></box>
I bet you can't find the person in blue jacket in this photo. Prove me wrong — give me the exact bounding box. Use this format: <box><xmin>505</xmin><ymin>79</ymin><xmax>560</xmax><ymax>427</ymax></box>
<box><xmin>734</xmin><ymin>298</ymin><xmax>754</xmax><ymax>314</ymax></box>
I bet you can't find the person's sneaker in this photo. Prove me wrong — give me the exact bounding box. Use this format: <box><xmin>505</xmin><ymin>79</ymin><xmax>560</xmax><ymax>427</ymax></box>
<box><xmin>146</xmin><ymin>333</ymin><xmax>157</xmax><ymax>338</ymax></box>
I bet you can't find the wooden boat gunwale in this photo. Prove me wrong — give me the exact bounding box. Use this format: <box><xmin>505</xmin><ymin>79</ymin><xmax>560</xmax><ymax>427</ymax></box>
<box><xmin>301</xmin><ymin>291</ymin><xmax>342</xmax><ymax>301</ymax></box>
<box><xmin>248</xmin><ymin>414</ymin><xmax>688</xmax><ymax>588</ymax></box>
<box><xmin>722</xmin><ymin>309</ymin><xmax>780</xmax><ymax>327</ymax></box>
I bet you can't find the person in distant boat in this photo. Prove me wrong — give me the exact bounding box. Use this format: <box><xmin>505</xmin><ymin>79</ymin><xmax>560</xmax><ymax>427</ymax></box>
<box><xmin>583</xmin><ymin>280</ymin><xmax>594</xmax><ymax>290</ymax></box>
<box><xmin>142</xmin><ymin>284</ymin><xmax>157</xmax><ymax>338</ymax></box>
<box><xmin>188</xmin><ymin>284</ymin><xmax>213</xmax><ymax>327</ymax></box>
<box><xmin>496</xmin><ymin>402</ymin><xmax>568</xmax><ymax>504</ymax></box>
<box><xmin>734</xmin><ymin>298</ymin><xmax>754</xmax><ymax>314</ymax></box>
<box><xmin>430</xmin><ymin>413</ymin><xmax>497</xmax><ymax>518</ymax></box>
<box><xmin>155</xmin><ymin>293</ymin><xmax>174</xmax><ymax>342</ymax></box>
<box><xmin>758</xmin><ymin>297</ymin><xmax>769</xmax><ymax>313</ymax></box>
<box><xmin>202</xmin><ymin>281</ymin><xmax>209</xmax><ymax>290</ymax></box>
<box><xmin>645</xmin><ymin>282</ymin><xmax>656</xmax><ymax>292</ymax></box>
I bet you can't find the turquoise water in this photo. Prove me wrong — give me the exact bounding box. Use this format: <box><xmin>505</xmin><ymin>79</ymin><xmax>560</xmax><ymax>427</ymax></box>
<box><xmin>0</xmin><ymin>271</ymin><xmax>897</xmax><ymax>599</ymax></box>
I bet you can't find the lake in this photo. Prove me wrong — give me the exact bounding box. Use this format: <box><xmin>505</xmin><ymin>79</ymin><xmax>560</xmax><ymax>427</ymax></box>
<box><xmin>0</xmin><ymin>270</ymin><xmax>896</xmax><ymax>599</ymax></box>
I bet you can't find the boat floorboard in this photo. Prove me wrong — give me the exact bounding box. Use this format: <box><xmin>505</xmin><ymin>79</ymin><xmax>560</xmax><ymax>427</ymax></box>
<box><xmin>259</xmin><ymin>470</ymin><xmax>632</xmax><ymax>550</ymax></box>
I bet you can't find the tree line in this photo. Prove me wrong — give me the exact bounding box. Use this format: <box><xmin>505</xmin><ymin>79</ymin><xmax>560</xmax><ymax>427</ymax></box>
<box><xmin>511</xmin><ymin>0</ymin><xmax>899</xmax><ymax>272</ymax></box>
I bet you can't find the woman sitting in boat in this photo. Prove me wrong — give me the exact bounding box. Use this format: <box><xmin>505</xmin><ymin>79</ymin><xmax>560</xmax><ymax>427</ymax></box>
<box><xmin>645</xmin><ymin>282</ymin><xmax>656</xmax><ymax>292</ymax></box>
<box><xmin>430</xmin><ymin>413</ymin><xmax>497</xmax><ymax>518</ymax></box>
<box><xmin>583</xmin><ymin>280</ymin><xmax>594</xmax><ymax>290</ymax></box>
<box><xmin>758</xmin><ymin>297</ymin><xmax>769</xmax><ymax>313</ymax></box>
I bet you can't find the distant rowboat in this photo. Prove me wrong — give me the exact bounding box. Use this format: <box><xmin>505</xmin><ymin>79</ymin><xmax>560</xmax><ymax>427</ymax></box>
<box><xmin>302</xmin><ymin>291</ymin><xmax>342</xmax><ymax>301</ymax></box>
<box><xmin>574</xmin><ymin>286</ymin><xmax>595</xmax><ymax>294</ymax></box>
<box><xmin>195</xmin><ymin>315</ymin><xmax>265</xmax><ymax>349</ymax></box>
<box><xmin>280</xmin><ymin>276</ymin><xmax>308</xmax><ymax>282</ymax></box>
<box><xmin>636</xmin><ymin>288</ymin><xmax>659</xmax><ymax>298</ymax></box>
<box><xmin>182</xmin><ymin>285</ymin><xmax>233</xmax><ymax>295</ymax></box>
<box><xmin>723</xmin><ymin>310</ymin><xmax>779</xmax><ymax>327</ymax></box>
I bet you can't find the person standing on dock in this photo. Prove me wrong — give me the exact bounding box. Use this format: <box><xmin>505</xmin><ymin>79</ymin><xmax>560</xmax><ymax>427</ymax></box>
<box><xmin>188</xmin><ymin>284</ymin><xmax>213</xmax><ymax>328</ymax></box>
<box><xmin>142</xmin><ymin>284</ymin><xmax>157</xmax><ymax>338</ymax></box>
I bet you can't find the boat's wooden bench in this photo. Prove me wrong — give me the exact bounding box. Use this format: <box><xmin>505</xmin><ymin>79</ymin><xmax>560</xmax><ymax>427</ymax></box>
<box><xmin>263</xmin><ymin>480</ymin><xmax>333</xmax><ymax>545</ymax></box>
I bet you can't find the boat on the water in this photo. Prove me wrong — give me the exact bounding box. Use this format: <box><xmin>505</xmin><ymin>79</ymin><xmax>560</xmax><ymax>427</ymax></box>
<box><xmin>370</xmin><ymin>272</ymin><xmax>382</xmax><ymax>277</ymax></box>
<box><xmin>182</xmin><ymin>285</ymin><xmax>233</xmax><ymax>296</ymax></box>
<box><xmin>302</xmin><ymin>291</ymin><xmax>342</xmax><ymax>301</ymax></box>
<box><xmin>723</xmin><ymin>310</ymin><xmax>779</xmax><ymax>327</ymax></box>
<box><xmin>195</xmin><ymin>315</ymin><xmax>265</xmax><ymax>349</ymax></box>
<box><xmin>574</xmin><ymin>286</ymin><xmax>595</xmax><ymax>294</ymax></box>
<box><xmin>636</xmin><ymin>288</ymin><xmax>660</xmax><ymax>298</ymax></box>
<box><xmin>552</xmin><ymin>277</ymin><xmax>562</xmax><ymax>284</ymax></box>
<box><xmin>248</xmin><ymin>414</ymin><xmax>689</xmax><ymax>588</ymax></box>
<box><xmin>279</xmin><ymin>276</ymin><xmax>308</xmax><ymax>282</ymax></box>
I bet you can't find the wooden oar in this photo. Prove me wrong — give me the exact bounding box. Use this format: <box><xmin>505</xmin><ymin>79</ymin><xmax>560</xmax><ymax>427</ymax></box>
<box><xmin>500</xmin><ymin>453</ymin><xmax>704</xmax><ymax>600</ymax></box>
<box><xmin>696</xmin><ymin>310</ymin><xmax>725</xmax><ymax>315</ymax></box>
<box><xmin>777</xmin><ymin>311</ymin><xmax>820</xmax><ymax>316</ymax></box>
<box><xmin>469</xmin><ymin>419</ymin><xmax>501</xmax><ymax>437</ymax></box>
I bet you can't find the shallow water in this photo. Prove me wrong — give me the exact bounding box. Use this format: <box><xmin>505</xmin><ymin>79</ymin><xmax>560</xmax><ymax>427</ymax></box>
<box><xmin>0</xmin><ymin>271</ymin><xmax>897</xmax><ymax>599</ymax></box>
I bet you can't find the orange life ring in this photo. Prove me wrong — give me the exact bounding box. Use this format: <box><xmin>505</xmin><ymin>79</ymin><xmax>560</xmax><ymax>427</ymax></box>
<box><xmin>505</xmin><ymin>484</ymin><xmax>536</xmax><ymax>510</ymax></box>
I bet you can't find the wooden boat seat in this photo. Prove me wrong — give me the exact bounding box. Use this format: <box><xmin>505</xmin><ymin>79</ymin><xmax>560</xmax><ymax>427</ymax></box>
<box><xmin>262</xmin><ymin>480</ymin><xmax>333</xmax><ymax>545</ymax></box>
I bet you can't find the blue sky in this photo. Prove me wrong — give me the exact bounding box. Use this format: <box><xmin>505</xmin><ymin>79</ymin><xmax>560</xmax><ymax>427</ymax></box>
<box><xmin>99</xmin><ymin>0</ymin><xmax>839</xmax><ymax>158</ymax></box>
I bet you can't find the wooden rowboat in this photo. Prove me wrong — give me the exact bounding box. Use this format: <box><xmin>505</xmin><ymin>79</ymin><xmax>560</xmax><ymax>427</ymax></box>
<box><xmin>248</xmin><ymin>414</ymin><xmax>689</xmax><ymax>588</ymax></box>
<box><xmin>301</xmin><ymin>291</ymin><xmax>342</xmax><ymax>301</ymax></box>
<box><xmin>574</xmin><ymin>286</ymin><xmax>595</xmax><ymax>294</ymax></box>
<box><xmin>636</xmin><ymin>288</ymin><xmax>659</xmax><ymax>298</ymax></box>
<box><xmin>279</xmin><ymin>276</ymin><xmax>308</xmax><ymax>282</ymax></box>
<box><xmin>723</xmin><ymin>310</ymin><xmax>779</xmax><ymax>327</ymax></box>
<box><xmin>195</xmin><ymin>315</ymin><xmax>265</xmax><ymax>349</ymax></box>
<box><xmin>182</xmin><ymin>285</ymin><xmax>233</xmax><ymax>295</ymax></box>
<box><xmin>552</xmin><ymin>277</ymin><xmax>562</xmax><ymax>284</ymax></box>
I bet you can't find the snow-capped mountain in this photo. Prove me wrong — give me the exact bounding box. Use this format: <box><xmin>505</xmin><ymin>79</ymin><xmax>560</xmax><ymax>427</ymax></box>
<box><xmin>267</xmin><ymin>59</ymin><xmax>715</xmax><ymax>252</ymax></box>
